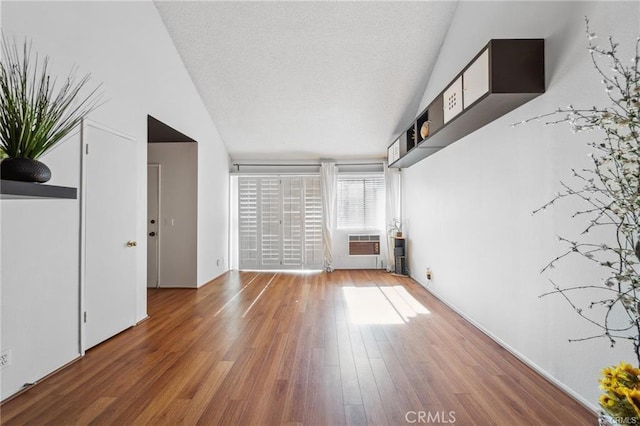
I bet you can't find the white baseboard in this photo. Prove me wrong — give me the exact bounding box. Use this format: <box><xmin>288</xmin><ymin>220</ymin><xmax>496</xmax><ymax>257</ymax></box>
<box><xmin>136</xmin><ymin>315</ymin><xmax>150</xmax><ymax>325</ymax></box>
<box><xmin>413</xmin><ymin>277</ymin><xmax>598</xmax><ymax>413</ymax></box>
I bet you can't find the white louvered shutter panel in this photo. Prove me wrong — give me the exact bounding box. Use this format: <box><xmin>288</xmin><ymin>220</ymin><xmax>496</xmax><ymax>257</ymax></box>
<box><xmin>282</xmin><ymin>177</ymin><xmax>303</xmax><ymax>266</ymax></box>
<box><xmin>238</xmin><ymin>177</ymin><xmax>258</xmax><ymax>269</ymax></box>
<box><xmin>260</xmin><ymin>178</ymin><xmax>281</xmax><ymax>267</ymax></box>
<box><xmin>238</xmin><ymin>175</ymin><xmax>324</xmax><ymax>270</ymax></box>
<box><xmin>303</xmin><ymin>176</ymin><xmax>322</xmax><ymax>267</ymax></box>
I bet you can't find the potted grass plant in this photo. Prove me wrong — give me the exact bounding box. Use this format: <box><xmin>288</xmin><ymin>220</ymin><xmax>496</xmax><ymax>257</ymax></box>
<box><xmin>0</xmin><ymin>36</ymin><xmax>101</xmax><ymax>183</ymax></box>
<box><xmin>387</xmin><ymin>218</ymin><xmax>403</xmax><ymax>238</ymax></box>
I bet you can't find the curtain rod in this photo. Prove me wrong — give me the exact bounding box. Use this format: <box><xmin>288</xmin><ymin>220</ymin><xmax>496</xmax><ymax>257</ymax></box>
<box><xmin>232</xmin><ymin>162</ymin><xmax>383</xmax><ymax>170</ymax></box>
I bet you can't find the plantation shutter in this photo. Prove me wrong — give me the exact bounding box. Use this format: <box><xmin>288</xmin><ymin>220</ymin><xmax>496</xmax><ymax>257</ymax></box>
<box><xmin>282</xmin><ymin>178</ymin><xmax>303</xmax><ymax>266</ymax></box>
<box><xmin>238</xmin><ymin>176</ymin><xmax>322</xmax><ymax>270</ymax></box>
<box><xmin>260</xmin><ymin>177</ymin><xmax>281</xmax><ymax>267</ymax></box>
<box><xmin>238</xmin><ymin>177</ymin><xmax>259</xmax><ymax>268</ymax></box>
<box><xmin>304</xmin><ymin>176</ymin><xmax>323</xmax><ymax>267</ymax></box>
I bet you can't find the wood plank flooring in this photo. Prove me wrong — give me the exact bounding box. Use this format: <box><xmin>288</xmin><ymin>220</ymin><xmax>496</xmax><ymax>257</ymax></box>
<box><xmin>1</xmin><ymin>270</ymin><xmax>595</xmax><ymax>425</ymax></box>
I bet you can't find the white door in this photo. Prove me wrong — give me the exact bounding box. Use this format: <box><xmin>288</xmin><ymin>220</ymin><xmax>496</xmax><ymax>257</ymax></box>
<box><xmin>147</xmin><ymin>164</ymin><xmax>160</xmax><ymax>288</ymax></box>
<box><xmin>83</xmin><ymin>121</ymin><xmax>137</xmax><ymax>350</ymax></box>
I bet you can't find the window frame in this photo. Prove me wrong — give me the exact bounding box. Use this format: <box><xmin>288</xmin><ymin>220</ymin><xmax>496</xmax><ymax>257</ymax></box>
<box><xmin>336</xmin><ymin>173</ymin><xmax>385</xmax><ymax>231</ymax></box>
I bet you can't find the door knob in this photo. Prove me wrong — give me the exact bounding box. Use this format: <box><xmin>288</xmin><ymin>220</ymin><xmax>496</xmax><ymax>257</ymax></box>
<box><xmin>126</xmin><ymin>240</ymin><xmax>137</xmax><ymax>248</ymax></box>
<box><xmin>149</xmin><ymin>232</ymin><xmax>156</xmax><ymax>237</ymax></box>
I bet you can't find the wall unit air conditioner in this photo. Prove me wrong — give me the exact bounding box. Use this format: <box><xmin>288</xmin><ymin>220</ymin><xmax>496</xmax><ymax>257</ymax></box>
<box><xmin>348</xmin><ymin>234</ymin><xmax>380</xmax><ymax>256</ymax></box>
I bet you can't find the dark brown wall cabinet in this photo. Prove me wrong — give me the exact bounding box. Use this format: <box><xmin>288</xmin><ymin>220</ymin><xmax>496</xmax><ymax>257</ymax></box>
<box><xmin>388</xmin><ymin>39</ymin><xmax>545</xmax><ymax>168</ymax></box>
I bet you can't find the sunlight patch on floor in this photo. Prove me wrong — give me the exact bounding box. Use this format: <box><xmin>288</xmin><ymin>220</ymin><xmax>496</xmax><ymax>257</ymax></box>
<box><xmin>342</xmin><ymin>286</ymin><xmax>430</xmax><ymax>325</ymax></box>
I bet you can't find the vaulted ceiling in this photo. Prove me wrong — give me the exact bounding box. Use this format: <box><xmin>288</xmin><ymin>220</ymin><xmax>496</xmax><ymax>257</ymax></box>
<box><xmin>154</xmin><ymin>1</ymin><xmax>458</xmax><ymax>161</ymax></box>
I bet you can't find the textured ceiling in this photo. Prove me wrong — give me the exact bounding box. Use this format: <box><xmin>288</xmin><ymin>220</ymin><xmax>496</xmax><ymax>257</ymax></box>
<box><xmin>154</xmin><ymin>1</ymin><xmax>458</xmax><ymax>161</ymax></box>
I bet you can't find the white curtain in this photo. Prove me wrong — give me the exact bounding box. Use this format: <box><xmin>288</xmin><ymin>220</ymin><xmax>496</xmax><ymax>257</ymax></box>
<box><xmin>384</xmin><ymin>163</ymin><xmax>401</xmax><ymax>271</ymax></box>
<box><xmin>320</xmin><ymin>162</ymin><xmax>337</xmax><ymax>272</ymax></box>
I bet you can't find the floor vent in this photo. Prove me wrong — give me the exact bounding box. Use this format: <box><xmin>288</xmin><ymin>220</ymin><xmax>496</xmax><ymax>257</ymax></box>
<box><xmin>348</xmin><ymin>234</ymin><xmax>380</xmax><ymax>256</ymax></box>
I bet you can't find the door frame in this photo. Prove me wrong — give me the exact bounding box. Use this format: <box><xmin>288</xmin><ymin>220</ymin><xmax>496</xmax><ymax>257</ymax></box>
<box><xmin>79</xmin><ymin>118</ymin><xmax>137</xmax><ymax>355</ymax></box>
<box><xmin>147</xmin><ymin>163</ymin><xmax>161</xmax><ymax>288</ymax></box>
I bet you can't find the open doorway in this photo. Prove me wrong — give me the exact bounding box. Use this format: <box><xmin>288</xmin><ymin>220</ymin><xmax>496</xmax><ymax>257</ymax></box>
<box><xmin>147</xmin><ymin>163</ymin><xmax>160</xmax><ymax>287</ymax></box>
<box><xmin>147</xmin><ymin>115</ymin><xmax>198</xmax><ymax>288</ymax></box>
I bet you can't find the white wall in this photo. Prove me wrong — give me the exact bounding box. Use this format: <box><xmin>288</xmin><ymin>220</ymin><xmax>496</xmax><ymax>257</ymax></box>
<box><xmin>1</xmin><ymin>0</ymin><xmax>230</xmax><ymax>400</ymax></box>
<box><xmin>403</xmin><ymin>1</ymin><xmax>640</xmax><ymax>409</ymax></box>
<box><xmin>196</xmin><ymin>117</ymin><xmax>229</xmax><ymax>286</ymax></box>
<box><xmin>1</xmin><ymin>136</ymin><xmax>81</xmax><ymax>401</ymax></box>
<box><xmin>148</xmin><ymin>143</ymin><xmax>198</xmax><ymax>287</ymax></box>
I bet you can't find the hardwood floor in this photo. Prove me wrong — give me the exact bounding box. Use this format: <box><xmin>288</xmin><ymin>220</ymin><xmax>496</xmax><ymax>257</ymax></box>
<box><xmin>1</xmin><ymin>270</ymin><xmax>594</xmax><ymax>425</ymax></box>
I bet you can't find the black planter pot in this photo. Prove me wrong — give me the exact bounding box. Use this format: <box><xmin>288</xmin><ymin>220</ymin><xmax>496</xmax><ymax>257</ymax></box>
<box><xmin>1</xmin><ymin>158</ymin><xmax>52</xmax><ymax>183</ymax></box>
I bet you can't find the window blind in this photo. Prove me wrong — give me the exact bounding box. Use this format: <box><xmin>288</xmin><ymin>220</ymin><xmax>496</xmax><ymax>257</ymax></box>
<box><xmin>337</xmin><ymin>174</ymin><xmax>385</xmax><ymax>230</ymax></box>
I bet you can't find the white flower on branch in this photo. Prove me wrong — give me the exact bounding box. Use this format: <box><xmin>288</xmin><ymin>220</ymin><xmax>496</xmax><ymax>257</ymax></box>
<box><xmin>525</xmin><ymin>18</ymin><xmax>640</xmax><ymax>364</ymax></box>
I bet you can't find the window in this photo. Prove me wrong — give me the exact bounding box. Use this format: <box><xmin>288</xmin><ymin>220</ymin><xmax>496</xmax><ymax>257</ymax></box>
<box><xmin>238</xmin><ymin>176</ymin><xmax>322</xmax><ymax>269</ymax></box>
<box><xmin>337</xmin><ymin>174</ymin><xmax>384</xmax><ymax>230</ymax></box>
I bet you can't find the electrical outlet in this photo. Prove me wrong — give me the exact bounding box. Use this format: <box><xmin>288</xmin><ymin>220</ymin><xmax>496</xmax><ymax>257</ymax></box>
<box><xmin>0</xmin><ymin>349</ymin><xmax>11</xmax><ymax>369</ymax></box>
<box><xmin>426</xmin><ymin>267</ymin><xmax>433</xmax><ymax>281</ymax></box>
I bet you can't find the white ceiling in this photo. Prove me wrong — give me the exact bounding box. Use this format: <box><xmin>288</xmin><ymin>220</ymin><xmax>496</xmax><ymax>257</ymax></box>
<box><xmin>154</xmin><ymin>1</ymin><xmax>458</xmax><ymax>162</ymax></box>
